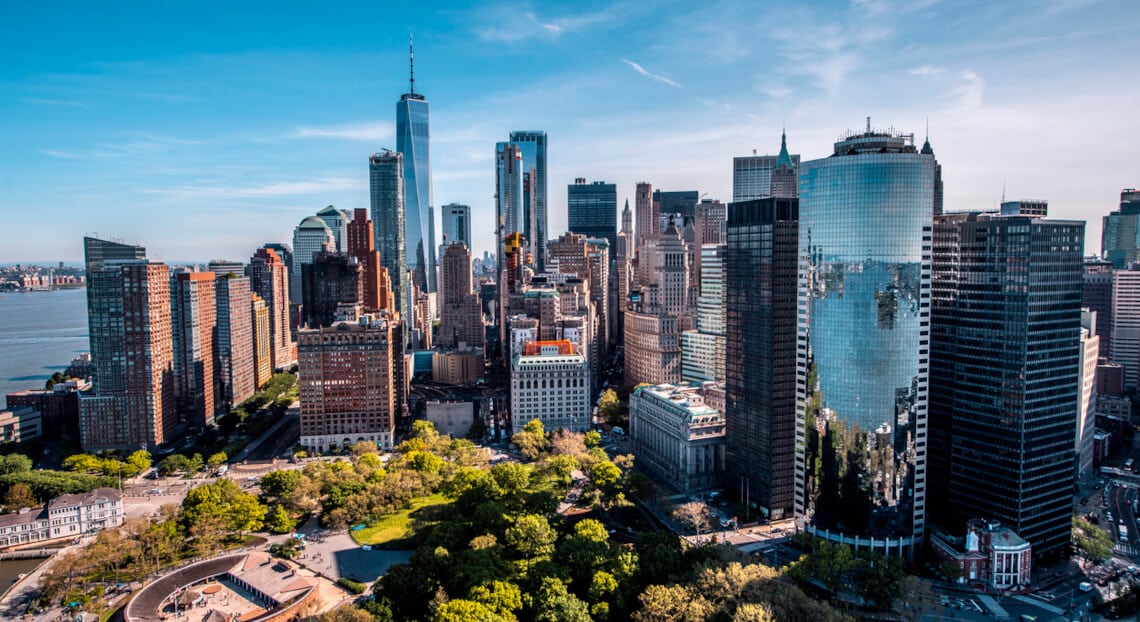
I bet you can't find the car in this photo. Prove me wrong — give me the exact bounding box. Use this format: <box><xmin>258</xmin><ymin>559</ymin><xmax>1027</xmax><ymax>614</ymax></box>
<box><xmin>149</xmin><ymin>488</ymin><xmax>162</xmax><ymax>494</ymax></box>
<box><xmin>1079</xmin><ymin>581</ymin><xmax>1094</xmax><ymax>592</ymax></box>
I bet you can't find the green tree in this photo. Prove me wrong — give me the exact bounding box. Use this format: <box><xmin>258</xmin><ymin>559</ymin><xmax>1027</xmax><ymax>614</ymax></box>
<box><xmin>266</xmin><ymin>504</ymin><xmax>298</xmax><ymax>534</ymax></box>
<box><xmin>598</xmin><ymin>389</ymin><xmax>628</xmax><ymax>426</ymax></box>
<box><xmin>3</xmin><ymin>482</ymin><xmax>37</xmax><ymax>510</ymax></box>
<box><xmin>0</xmin><ymin>454</ymin><xmax>33</xmax><ymax>475</ymax></box>
<box><xmin>491</xmin><ymin>463</ymin><xmax>531</xmax><ymax>494</ymax></box>
<box><xmin>530</xmin><ymin>577</ymin><xmax>592</xmax><ymax>622</ymax></box>
<box><xmin>182</xmin><ymin>478</ymin><xmax>266</xmax><ymax>534</ymax></box>
<box><xmin>470</xmin><ymin>581</ymin><xmax>522</xmax><ymax>619</ymax></box>
<box><xmin>435</xmin><ymin>599</ymin><xmax>500</xmax><ymax>622</ymax></box>
<box><xmin>1074</xmin><ymin>515</ymin><xmax>1114</xmax><ymax>561</ymax></box>
<box><xmin>632</xmin><ymin>584</ymin><xmax>714</xmax><ymax>622</ymax></box>
<box><xmin>63</xmin><ymin>454</ymin><xmax>102</xmax><ymax>473</ymax></box>
<box><xmin>207</xmin><ymin>452</ymin><xmax>228</xmax><ymax>470</ymax></box>
<box><xmin>407</xmin><ymin>450</ymin><xmax>444</xmax><ymax>473</ymax></box>
<box><xmin>125</xmin><ymin>450</ymin><xmax>152</xmax><ymax>475</ymax></box>
<box><xmin>505</xmin><ymin>513</ymin><xmax>556</xmax><ymax>560</ymax></box>
<box><xmin>260</xmin><ymin>469</ymin><xmax>303</xmax><ymax>498</ymax></box>
<box><xmin>584</xmin><ymin>430</ymin><xmax>602</xmax><ymax>448</ymax></box>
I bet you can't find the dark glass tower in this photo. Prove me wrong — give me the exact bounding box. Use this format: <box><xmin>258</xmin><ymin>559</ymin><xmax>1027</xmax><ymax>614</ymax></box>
<box><xmin>653</xmin><ymin>190</ymin><xmax>699</xmax><ymax>223</ymax></box>
<box><xmin>1102</xmin><ymin>189</ymin><xmax>1140</xmax><ymax>269</ymax></box>
<box><xmin>930</xmin><ymin>212</ymin><xmax>1084</xmax><ymax>560</ymax></box>
<box><xmin>396</xmin><ymin>36</ymin><xmax>436</xmax><ymax>294</ymax></box>
<box><xmin>510</xmin><ymin>131</ymin><xmax>547</xmax><ymax>270</ymax></box>
<box><xmin>725</xmin><ymin>197</ymin><xmax>799</xmax><ymax>521</ymax></box>
<box><xmin>568</xmin><ymin>179</ymin><xmax>617</xmax><ymax>252</ymax></box>
<box><xmin>370</xmin><ymin>150</ymin><xmax>409</xmax><ymax>330</ymax></box>
<box><xmin>797</xmin><ymin>124</ymin><xmax>937</xmax><ymax>557</ymax></box>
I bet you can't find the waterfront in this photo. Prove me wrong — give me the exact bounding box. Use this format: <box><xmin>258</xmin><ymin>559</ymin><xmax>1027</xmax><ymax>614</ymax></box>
<box><xmin>0</xmin><ymin>288</ymin><xmax>88</xmax><ymax>400</ymax></box>
<box><xmin>0</xmin><ymin>557</ymin><xmax>45</xmax><ymax>596</ymax></box>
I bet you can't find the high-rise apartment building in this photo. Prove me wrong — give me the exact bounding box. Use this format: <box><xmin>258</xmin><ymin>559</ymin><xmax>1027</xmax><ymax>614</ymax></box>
<box><xmin>568</xmin><ymin>179</ymin><xmax>618</xmax><ymax>253</ymax></box>
<box><xmin>251</xmin><ymin>294</ymin><xmax>272</xmax><ymax>388</ymax></box>
<box><xmin>796</xmin><ymin>125</ymin><xmax>937</xmax><ymax>558</ymax></box>
<box><xmin>370</xmin><ymin>150</ymin><xmax>410</xmax><ymax>330</ymax></box>
<box><xmin>316</xmin><ymin>205</ymin><xmax>352</xmax><ymax>252</ymax></box>
<box><xmin>441</xmin><ymin>203</ymin><xmax>472</xmax><ymax>248</ymax></box>
<box><xmin>171</xmin><ymin>271</ymin><xmax>218</xmax><ymax>430</ymax></box>
<box><xmin>723</xmin><ymin>198</ymin><xmax>798</xmax><ymax>521</ymax></box>
<box><xmin>213</xmin><ymin>274</ymin><xmax>256</xmax><ymax>410</ymax></box>
<box><xmin>346</xmin><ymin>208</ymin><xmax>394</xmax><ymax>315</ymax></box>
<box><xmin>1102</xmin><ymin>188</ymin><xmax>1140</xmax><ymax>269</ymax></box>
<box><xmin>291</xmin><ymin>216</ymin><xmax>334</xmax><ymax>305</ymax></box>
<box><xmin>624</xmin><ymin>222</ymin><xmax>692</xmax><ymax>387</ymax></box>
<box><xmin>1111</xmin><ymin>268</ymin><xmax>1140</xmax><ymax>391</ymax></box>
<box><xmin>79</xmin><ymin>243</ymin><xmax>177</xmax><ymax>451</ymax></box>
<box><xmin>496</xmin><ymin>142</ymin><xmax>525</xmax><ymax>240</ymax></box>
<box><xmin>301</xmin><ymin>251</ymin><xmax>363</xmax><ymax>329</ymax></box>
<box><xmin>1078</xmin><ymin>310</ymin><xmax>1099</xmax><ymax>482</ymax></box>
<box><xmin>397</xmin><ymin>39</ymin><xmax>436</xmax><ymax>294</ymax></box>
<box><xmin>732</xmin><ymin>133</ymin><xmax>801</xmax><ymax>202</ymax></box>
<box><xmin>298</xmin><ymin>315</ymin><xmax>404</xmax><ymax>452</ymax></box>
<box><xmin>929</xmin><ymin>211</ymin><xmax>1084</xmax><ymax>560</ymax></box>
<box><xmin>246</xmin><ymin>246</ymin><xmax>294</xmax><ymax>370</ymax></box>
<box><xmin>510</xmin><ymin>131</ymin><xmax>548</xmax><ymax>271</ymax></box>
<box><xmin>1083</xmin><ymin>259</ymin><xmax>1114</xmax><ymax>358</ymax></box>
<box><xmin>438</xmin><ymin>243</ymin><xmax>485</xmax><ymax>349</ymax></box>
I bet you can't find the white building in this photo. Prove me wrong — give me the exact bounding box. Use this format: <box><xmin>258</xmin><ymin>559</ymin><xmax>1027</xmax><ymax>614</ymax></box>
<box><xmin>1077</xmin><ymin>310</ymin><xmax>1100</xmax><ymax>481</ymax></box>
<box><xmin>510</xmin><ymin>340</ymin><xmax>590</xmax><ymax>435</ymax></box>
<box><xmin>629</xmin><ymin>383</ymin><xmax>726</xmax><ymax>493</ymax></box>
<box><xmin>316</xmin><ymin>205</ymin><xmax>352</xmax><ymax>253</ymax></box>
<box><xmin>425</xmin><ymin>401</ymin><xmax>475</xmax><ymax>439</ymax></box>
<box><xmin>0</xmin><ymin>487</ymin><xmax>123</xmax><ymax>548</ymax></box>
<box><xmin>1111</xmin><ymin>268</ymin><xmax>1140</xmax><ymax>391</ymax></box>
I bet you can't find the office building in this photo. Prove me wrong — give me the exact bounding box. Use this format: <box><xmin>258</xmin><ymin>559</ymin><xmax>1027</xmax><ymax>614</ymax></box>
<box><xmin>301</xmin><ymin>251</ymin><xmax>363</xmax><ymax>329</ymax></box>
<box><xmin>432</xmin><ymin>349</ymin><xmax>484</xmax><ymax>386</ymax></box>
<box><xmin>316</xmin><ymin>205</ymin><xmax>353</xmax><ymax>252</ymax></box>
<box><xmin>496</xmin><ymin>142</ymin><xmax>525</xmax><ymax>240</ymax></box>
<box><xmin>370</xmin><ymin>150</ymin><xmax>410</xmax><ymax>330</ymax></box>
<box><xmin>732</xmin><ymin>133</ymin><xmax>801</xmax><ymax>202</ymax></box>
<box><xmin>722</xmin><ymin>197</ymin><xmax>798</xmax><ymax>521</ymax></box>
<box><xmin>616</xmin><ymin>201</ymin><xmax>634</xmax><ymax>334</ymax></box>
<box><xmin>0</xmin><ymin>406</ymin><xmax>42</xmax><ymax>444</ymax></box>
<box><xmin>290</xmin><ymin>216</ymin><xmax>334</xmax><ymax>305</ymax></box>
<box><xmin>214</xmin><ymin>274</ymin><xmax>256</xmax><ymax>410</ymax></box>
<box><xmin>796</xmin><ymin>124</ymin><xmax>938</xmax><ymax>558</ymax></box>
<box><xmin>510</xmin><ymin>131</ymin><xmax>548</xmax><ymax>270</ymax></box>
<box><xmin>298</xmin><ymin>315</ymin><xmax>404</xmax><ymax>452</ymax></box>
<box><xmin>1083</xmin><ymin>259</ymin><xmax>1114</xmax><ymax>358</ymax></box>
<box><xmin>509</xmin><ymin>340</ymin><xmax>590</xmax><ymax>435</ymax></box>
<box><xmin>930</xmin><ymin>211</ymin><xmax>1084</xmax><ymax>560</ymax></box>
<box><xmin>630</xmin><ymin>383</ymin><xmax>726</xmax><ymax>493</ymax></box>
<box><xmin>1000</xmin><ymin>200</ymin><xmax>1048</xmax><ymax>217</ymax></box>
<box><xmin>246</xmin><ymin>246</ymin><xmax>294</xmax><ymax>370</ymax></box>
<box><xmin>438</xmin><ymin>243</ymin><xmax>485</xmax><ymax>350</ymax></box>
<box><xmin>250</xmin><ymin>295</ymin><xmax>272</xmax><ymax>388</ymax></box>
<box><xmin>634</xmin><ymin>182</ymin><xmax>655</xmax><ymax>252</ymax></box>
<box><xmin>568</xmin><ymin>179</ymin><xmax>618</xmax><ymax>252</ymax></box>
<box><xmin>397</xmin><ymin>39</ymin><xmax>436</xmax><ymax>294</ymax></box>
<box><xmin>1111</xmin><ymin>268</ymin><xmax>1140</xmax><ymax>391</ymax></box>
<box><xmin>1102</xmin><ymin>188</ymin><xmax>1140</xmax><ymax>269</ymax></box>
<box><xmin>171</xmin><ymin>271</ymin><xmax>219</xmax><ymax>430</ymax></box>
<box><xmin>653</xmin><ymin>189</ymin><xmax>699</xmax><ymax>223</ymax></box>
<box><xmin>79</xmin><ymin>251</ymin><xmax>177</xmax><ymax>451</ymax></box>
<box><xmin>1078</xmin><ymin>310</ymin><xmax>1099</xmax><ymax>482</ymax></box>
<box><xmin>441</xmin><ymin>203</ymin><xmax>472</xmax><ymax>249</ymax></box>
<box><xmin>682</xmin><ymin>244</ymin><xmax>727</xmax><ymax>384</ymax></box>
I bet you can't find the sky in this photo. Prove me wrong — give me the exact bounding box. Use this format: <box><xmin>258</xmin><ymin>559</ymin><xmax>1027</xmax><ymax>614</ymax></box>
<box><xmin>1</xmin><ymin>0</ymin><xmax>1138</xmax><ymax>264</ymax></box>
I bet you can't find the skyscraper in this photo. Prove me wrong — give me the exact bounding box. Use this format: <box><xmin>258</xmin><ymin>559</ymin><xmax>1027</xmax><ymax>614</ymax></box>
<box><xmin>496</xmin><ymin>142</ymin><xmax>524</xmax><ymax>239</ymax></box>
<box><xmin>171</xmin><ymin>271</ymin><xmax>219</xmax><ymax>430</ymax></box>
<box><xmin>441</xmin><ymin>203</ymin><xmax>472</xmax><ymax>249</ymax></box>
<box><xmin>247</xmin><ymin>246</ymin><xmax>294</xmax><ymax>370</ymax></box>
<box><xmin>301</xmin><ymin>251</ymin><xmax>363</xmax><ymax>329</ymax></box>
<box><xmin>510</xmin><ymin>131</ymin><xmax>548</xmax><ymax>270</ymax></box>
<box><xmin>796</xmin><ymin>124</ymin><xmax>937</xmax><ymax>558</ymax></box>
<box><xmin>212</xmin><ymin>273</ymin><xmax>256</xmax><ymax>410</ymax></box>
<box><xmin>1102</xmin><ymin>188</ymin><xmax>1140</xmax><ymax>269</ymax></box>
<box><xmin>291</xmin><ymin>216</ymin><xmax>334</xmax><ymax>305</ymax></box>
<box><xmin>347</xmin><ymin>208</ymin><xmax>394</xmax><ymax>315</ymax></box>
<box><xmin>397</xmin><ymin>37</ymin><xmax>436</xmax><ymax>294</ymax></box>
<box><xmin>724</xmin><ymin>198</ymin><xmax>798</xmax><ymax>521</ymax></box>
<box><xmin>438</xmin><ymin>243</ymin><xmax>485</xmax><ymax>349</ymax></box>
<box><xmin>251</xmin><ymin>294</ymin><xmax>272</xmax><ymax>388</ymax></box>
<box><xmin>682</xmin><ymin>243</ymin><xmax>726</xmax><ymax>384</ymax></box>
<box><xmin>635</xmin><ymin>182</ymin><xmax>655</xmax><ymax>252</ymax></box>
<box><xmin>653</xmin><ymin>190</ymin><xmax>699</xmax><ymax>223</ymax></box>
<box><xmin>370</xmin><ymin>149</ymin><xmax>410</xmax><ymax>329</ymax></box>
<box><xmin>1111</xmin><ymin>268</ymin><xmax>1140</xmax><ymax>391</ymax></box>
<box><xmin>83</xmin><ymin>237</ymin><xmax>146</xmax><ymax>397</ymax></box>
<box><xmin>929</xmin><ymin>211</ymin><xmax>1084</xmax><ymax>560</ymax></box>
<box><xmin>316</xmin><ymin>205</ymin><xmax>353</xmax><ymax>252</ymax></box>
<box><xmin>732</xmin><ymin>135</ymin><xmax>801</xmax><ymax>202</ymax></box>
<box><xmin>568</xmin><ymin>179</ymin><xmax>617</xmax><ymax>252</ymax></box>
<box><xmin>1083</xmin><ymin>259</ymin><xmax>1114</xmax><ymax>357</ymax></box>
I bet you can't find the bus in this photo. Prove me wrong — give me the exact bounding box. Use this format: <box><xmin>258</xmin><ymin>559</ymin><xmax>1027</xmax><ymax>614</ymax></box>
<box><xmin>1120</xmin><ymin>523</ymin><xmax>1129</xmax><ymax>542</ymax></box>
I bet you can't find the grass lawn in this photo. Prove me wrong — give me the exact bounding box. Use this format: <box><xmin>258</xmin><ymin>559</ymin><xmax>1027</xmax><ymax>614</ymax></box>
<box><xmin>350</xmin><ymin>493</ymin><xmax>450</xmax><ymax>547</ymax></box>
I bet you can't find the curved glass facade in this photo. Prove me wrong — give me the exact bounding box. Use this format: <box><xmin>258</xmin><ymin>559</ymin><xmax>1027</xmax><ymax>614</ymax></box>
<box><xmin>397</xmin><ymin>95</ymin><xmax>435</xmax><ymax>293</ymax></box>
<box><xmin>796</xmin><ymin>135</ymin><xmax>935</xmax><ymax>549</ymax></box>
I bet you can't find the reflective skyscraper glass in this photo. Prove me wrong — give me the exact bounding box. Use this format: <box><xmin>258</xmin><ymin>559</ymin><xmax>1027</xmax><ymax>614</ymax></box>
<box><xmin>396</xmin><ymin>42</ymin><xmax>436</xmax><ymax>294</ymax></box>
<box><xmin>796</xmin><ymin>127</ymin><xmax>935</xmax><ymax>556</ymax></box>
<box><xmin>510</xmin><ymin>131</ymin><xmax>547</xmax><ymax>271</ymax></box>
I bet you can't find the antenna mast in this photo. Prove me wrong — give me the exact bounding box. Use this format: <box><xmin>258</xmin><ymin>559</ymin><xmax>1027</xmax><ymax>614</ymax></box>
<box><xmin>408</xmin><ymin>33</ymin><xmax>415</xmax><ymax>95</ymax></box>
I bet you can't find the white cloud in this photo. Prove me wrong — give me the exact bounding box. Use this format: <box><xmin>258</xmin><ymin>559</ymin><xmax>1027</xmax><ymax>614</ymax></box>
<box><xmin>952</xmin><ymin>70</ymin><xmax>985</xmax><ymax>110</ymax></box>
<box><xmin>909</xmin><ymin>65</ymin><xmax>945</xmax><ymax>76</ymax></box>
<box><xmin>475</xmin><ymin>6</ymin><xmax>622</xmax><ymax>43</ymax></box>
<box><xmin>620</xmin><ymin>59</ymin><xmax>684</xmax><ymax>88</ymax></box>
<box><xmin>290</xmin><ymin>122</ymin><xmax>394</xmax><ymax>142</ymax></box>
<box><xmin>41</xmin><ymin>149</ymin><xmax>82</xmax><ymax>159</ymax></box>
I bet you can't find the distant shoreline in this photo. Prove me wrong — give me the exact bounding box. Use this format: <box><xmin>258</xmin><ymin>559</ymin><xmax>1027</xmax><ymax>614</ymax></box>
<box><xmin>0</xmin><ymin>284</ymin><xmax>86</xmax><ymax>293</ymax></box>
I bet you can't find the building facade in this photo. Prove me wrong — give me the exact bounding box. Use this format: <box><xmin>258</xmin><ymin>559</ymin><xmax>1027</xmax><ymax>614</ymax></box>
<box><xmin>0</xmin><ymin>406</ymin><xmax>42</xmax><ymax>443</ymax></box>
<box><xmin>397</xmin><ymin>52</ymin><xmax>436</xmax><ymax>294</ymax></box>
<box><xmin>251</xmin><ymin>295</ymin><xmax>272</xmax><ymax>387</ymax></box>
<box><xmin>682</xmin><ymin>244</ymin><xmax>726</xmax><ymax>384</ymax></box>
<box><xmin>568</xmin><ymin>179</ymin><xmax>618</xmax><ymax>253</ymax></box>
<box><xmin>509</xmin><ymin>340</ymin><xmax>590</xmax><ymax>435</ymax></box>
<box><xmin>0</xmin><ymin>488</ymin><xmax>124</xmax><ymax>548</ymax></box>
<box><xmin>1078</xmin><ymin>310</ymin><xmax>1099</xmax><ymax>482</ymax></box>
<box><xmin>213</xmin><ymin>274</ymin><xmax>256</xmax><ymax>410</ymax></box>
<box><xmin>510</xmin><ymin>131</ymin><xmax>548</xmax><ymax>270</ymax></box>
<box><xmin>796</xmin><ymin>126</ymin><xmax>937</xmax><ymax>558</ymax></box>
<box><xmin>301</xmin><ymin>251</ymin><xmax>363</xmax><ymax>329</ymax></box>
<box><xmin>1102</xmin><ymin>188</ymin><xmax>1140</xmax><ymax>269</ymax></box>
<box><xmin>247</xmin><ymin>246</ymin><xmax>294</xmax><ymax>370</ymax></box>
<box><xmin>629</xmin><ymin>383</ymin><xmax>726</xmax><ymax>493</ymax></box>
<box><xmin>171</xmin><ymin>271</ymin><xmax>219</xmax><ymax>430</ymax></box>
<box><xmin>370</xmin><ymin>150</ymin><xmax>410</xmax><ymax>332</ymax></box>
<box><xmin>1111</xmin><ymin>268</ymin><xmax>1140</xmax><ymax>391</ymax></box>
<box><xmin>732</xmin><ymin>141</ymin><xmax>801</xmax><ymax>202</ymax></box>
<box><xmin>316</xmin><ymin>205</ymin><xmax>352</xmax><ymax>253</ymax></box>
<box><xmin>725</xmin><ymin>197</ymin><xmax>799</xmax><ymax>522</ymax></box>
<box><xmin>290</xmin><ymin>216</ymin><xmax>334</xmax><ymax>305</ymax></box>
<box><xmin>438</xmin><ymin>243</ymin><xmax>485</xmax><ymax>349</ymax></box>
<box><xmin>441</xmin><ymin>203</ymin><xmax>472</xmax><ymax>249</ymax></box>
<box><xmin>425</xmin><ymin>401</ymin><xmax>475</xmax><ymax>439</ymax></box>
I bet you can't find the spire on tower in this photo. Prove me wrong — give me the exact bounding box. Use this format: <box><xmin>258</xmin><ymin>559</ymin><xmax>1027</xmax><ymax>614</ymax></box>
<box><xmin>776</xmin><ymin>127</ymin><xmax>794</xmax><ymax>169</ymax></box>
<box><xmin>408</xmin><ymin>33</ymin><xmax>415</xmax><ymax>95</ymax></box>
<box><xmin>920</xmin><ymin>117</ymin><xmax>934</xmax><ymax>155</ymax></box>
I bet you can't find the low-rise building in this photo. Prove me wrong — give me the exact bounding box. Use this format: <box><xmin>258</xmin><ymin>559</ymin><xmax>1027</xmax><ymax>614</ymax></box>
<box><xmin>0</xmin><ymin>487</ymin><xmax>124</xmax><ymax>547</ymax></box>
<box><xmin>0</xmin><ymin>406</ymin><xmax>42</xmax><ymax>444</ymax></box>
<box><xmin>425</xmin><ymin>401</ymin><xmax>475</xmax><ymax>439</ymax></box>
<box><xmin>509</xmin><ymin>340</ymin><xmax>590</xmax><ymax>435</ymax></box>
<box><xmin>930</xmin><ymin>519</ymin><xmax>1032</xmax><ymax>590</ymax></box>
<box><xmin>432</xmin><ymin>348</ymin><xmax>484</xmax><ymax>386</ymax></box>
<box><xmin>5</xmin><ymin>378</ymin><xmax>87</xmax><ymax>439</ymax></box>
<box><xmin>629</xmin><ymin>382</ymin><xmax>725</xmax><ymax>493</ymax></box>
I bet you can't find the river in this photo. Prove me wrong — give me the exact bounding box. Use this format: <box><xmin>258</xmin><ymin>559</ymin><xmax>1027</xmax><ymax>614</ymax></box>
<box><xmin>0</xmin><ymin>288</ymin><xmax>89</xmax><ymax>401</ymax></box>
<box><xmin>0</xmin><ymin>557</ymin><xmax>46</xmax><ymax>596</ymax></box>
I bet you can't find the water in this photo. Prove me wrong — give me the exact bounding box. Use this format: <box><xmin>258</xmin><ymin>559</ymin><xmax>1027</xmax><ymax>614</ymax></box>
<box><xmin>0</xmin><ymin>289</ymin><xmax>89</xmax><ymax>401</ymax></box>
<box><xmin>0</xmin><ymin>557</ymin><xmax>45</xmax><ymax>594</ymax></box>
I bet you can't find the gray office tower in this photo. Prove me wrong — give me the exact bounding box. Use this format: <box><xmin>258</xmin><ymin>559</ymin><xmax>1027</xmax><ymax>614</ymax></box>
<box><xmin>397</xmin><ymin>37</ymin><xmax>436</xmax><ymax>293</ymax></box>
<box><xmin>370</xmin><ymin>150</ymin><xmax>409</xmax><ymax>329</ymax></box>
<box><xmin>510</xmin><ymin>131</ymin><xmax>547</xmax><ymax>271</ymax></box>
<box><xmin>725</xmin><ymin>197</ymin><xmax>799</xmax><ymax>522</ymax></box>
<box><xmin>1102</xmin><ymin>188</ymin><xmax>1140</xmax><ymax>269</ymax></box>
<box><xmin>442</xmin><ymin>203</ymin><xmax>471</xmax><ymax>249</ymax></box>
<box><xmin>732</xmin><ymin>131</ymin><xmax>801</xmax><ymax>202</ymax></box>
<box><xmin>653</xmin><ymin>190</ymin><xmax>699</xmax><ymax>223</ymax></box>
<box><xmin>796</xmin><ymin>124</ymin><xmax>938</xmax><ymax>559</ymax></box>
<box><xmin>568</xmin><ymin>179</ymin><xmax>617</xmax><ymax>252</ymax></box>
<box><xmin>930</xmin><ymin>211</ymin><xmax>1084</xmax><ymax>560</ymax></box>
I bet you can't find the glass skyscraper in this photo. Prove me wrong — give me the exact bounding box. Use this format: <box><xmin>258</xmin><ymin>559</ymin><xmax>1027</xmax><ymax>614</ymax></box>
<box><xmin>370</xmin><ymin>150</ymin><xmax>409</xmax><ymax>330</ymax></box>
<box><xmin>1101</xmin><ymin>188</ymin><xmax>1140</xmax><ymax>269</ymax></box>
<box><xmin>567</xmin><ymin>179</ymin><xmax>617</xmax><ymax>253</ymax></box>
<box><xmin>441</xmin><ymin>203</ymin><xmax>471</xmax><ymax>249</ymax></box>
<box><xmin>397</xmin><ymin>43</ymin><xmax>436</xmax><ymax>294</ymax></box>
<box><xmin>796</xmin><ymin>126</ymin><xmax>936</xmax><ymax>557</ymax></box>
<box><xmin>510</xmin><ymin>131</ymin><xmax>547</xmax><ymax>271</ymax></box>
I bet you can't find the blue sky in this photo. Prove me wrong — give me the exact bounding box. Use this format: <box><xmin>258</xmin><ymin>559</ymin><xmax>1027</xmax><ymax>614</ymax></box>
<box><xmin>1</xmin><ymin>0</ymin><xmax>1137</xmax><ymax>263</ymax></box>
